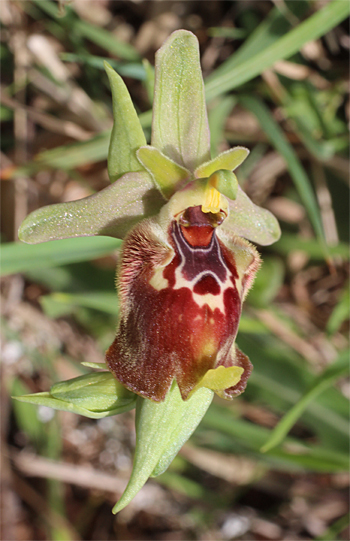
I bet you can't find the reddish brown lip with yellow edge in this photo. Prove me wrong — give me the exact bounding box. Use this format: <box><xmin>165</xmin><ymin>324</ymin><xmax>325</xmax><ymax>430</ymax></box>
<box><xmin>106</xmin><ymin>203</ymin><xmax>258</xmax><ymax>402</ymax></box>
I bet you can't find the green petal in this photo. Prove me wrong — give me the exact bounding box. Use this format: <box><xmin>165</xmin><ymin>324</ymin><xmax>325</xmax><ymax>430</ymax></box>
<box><xmin>208</xmin><ymin>169</ymin><xmax>238</xmax><ymax>201</ymax></box>
<box><xmin>193</xmin><ymin>365</ymin><xmax>244</xmax><ymax>394</ymax></box>
<box><xmin>137</xmin><ymin>146</ymin><xmax>191</xmax><ymax>200</ymax></box>
<box><xmin>152</xmin><ymin>30</ymin><xmax>211</xmax><ymax>172</ymax></box>
<box><xmin>104</xmin><ymin>61</ymin><xmax>147</xmax><ymax>182</ymax></box>
<box><xmin>224</xmin><ymin>185</ymin><xmax>281</xmax><ymax>246</ymax></box>
<box><xmin>112</xmin><ymin>383</ymin><xmax>213</xmax><ymax>513</ymax></box>
<box><xmin>18</xmin><ymin>172</ymin><xmax>163</xmax><ymax>244</ymax></box>
<box><xmin>194</xmin><ymin>146</ymin><xmax>249</xmax><ymax>178</ymax></box>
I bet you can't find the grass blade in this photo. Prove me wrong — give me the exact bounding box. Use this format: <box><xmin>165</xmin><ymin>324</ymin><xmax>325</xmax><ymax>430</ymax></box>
<box><xmin>205</xmin><ymin>0</ymin><xmax>350</xmax><ymax>100</ymax></box>
<box><xmin>261</xmin><ymin>350</ymin><xmax>350</xmax><ymax>452</ymax></box>
<box><xmin>1</xmin><ymin>237</ymin><xmax>121</xmax><ymax>276</ymax></box>
<box><xmin>240</xmin><ymin>96</ymin><xmax>326</xmax><ymax>251</ymax></box>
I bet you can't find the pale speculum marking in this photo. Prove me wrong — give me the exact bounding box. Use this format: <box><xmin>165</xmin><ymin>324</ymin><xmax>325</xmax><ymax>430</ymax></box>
<box><xmin>172</xmin><ymin>221</ymin><xmax>236</xmax><ymax>312</ymax></box>
<box><xmin>148</xmin><ymin>205</ymin><xmax>237</xmax><ymax>314</ymax></box>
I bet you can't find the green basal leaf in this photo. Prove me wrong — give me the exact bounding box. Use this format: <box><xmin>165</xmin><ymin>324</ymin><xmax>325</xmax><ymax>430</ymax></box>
<box><xmin>137</xmin><ymin>146</ymin><xmax>191</xmax><ymax>200</ymax></box>
<box><xmin>104</xmin><ymin>61</ymin><xmax>147</xmax><ymax>182</ymax></box>
<box><xmin>223</xmin><ymin>185</ymin><xmax>281</xmax><ymax>246</ymax></box>
<box><xmin>112</xmin><ymin>383</ymin><xmax>213</xmax><ymax>513</ymax></box>
<box><xmin>194</xmin><ymin>146</ymin><xmax>249</xmax><ymax>178</ymax></box>
<box><xmin>152</xmin><ymin>30</ymin><xmax>211</xmax><ymax>172</ymax></box>
<box><xmin>13</xmin><ymin>372</ymin><xmax>137</xmax><ymax>419</ymax></box>
<box><xmin>19</xmin><ymin>172</ymin><xmax>163</xmax><ymax>244</ymax></box>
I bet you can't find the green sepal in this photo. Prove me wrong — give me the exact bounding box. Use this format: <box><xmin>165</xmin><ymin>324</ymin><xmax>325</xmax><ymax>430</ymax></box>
<box><xmin>152</xmin><ymin>30</ymin><xmax>211</xmax><ymax>171</ymax></box>
<box><xmin>104</xmin><ymin>61</ymin><xmax>147</xmax><ymax>182</ymax></box>
<box><xmin>194</xmin><ymin>146</ymin><xmax>249</xmax><ymax>178</ymax></box>
<box><xmin>13</xmin><ymin>372</ymin><xmax>137</xmax><ymax>419</ymax></box>
<box><xmin>18</xmin><ymin>172</ymin><xmax>164</xmax><ymax>244</ymax></box>
<box><xmin>112</xmin><ymin>383</ymin><xmax>213</xmax><ymax>513</ymax></box>
<box><xmin>224</xmin><ymin>185</ymin><xmax>281</xmax><ymax>246</ymax></box>
<box><xmin>137</xmin><ymin>146</ymin><xmax>191</xmax><ymax>200</ymax></box>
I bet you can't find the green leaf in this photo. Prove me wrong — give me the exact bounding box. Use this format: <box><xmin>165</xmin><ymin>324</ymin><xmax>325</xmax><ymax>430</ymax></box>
<box><xmin>137</xmin><ymin>146</ymin><xmax>191</xmax><ymax>199</ymax></box>
<box><xmin>142</xmin><ymin>59</ymin><xmax>155</xmax><ymax>103</ymax></box>
<box><xmin>152</xmin><ymin>30</ymin><xmax>210</xmax><ymax>172</ymax></box>
<box><xmin>206</xmin><ymin>8</ymin><xmax>292</xmax><ymax>82</ymax></box>
<box><xmin>194</xmin><ymin>146</ymin><xmax>249</xmax><ymax>178</ymax></box>
<box><xmin>72</xmin><ymin>18</ymin><xmax>140</xmax><ymax>62</ymax></box>
<box><xmin>50</xmin><ymin>372</ymin><xmax>135</xmax><ymax>412</ymax></box>
<box><xmin>18</xmin><ymin>172</ymin><xmax>163</xmax><ymax>244</ymax></box>
<box><xmin>61</xmin><ymin>53</ymin><xmax>146</xmax><ymax>80</ymax></box>
<box><xmin>240</xmin><ymin>95</ymin><xmax>327</xmax><ymax>252</ymax></box>
<box><xmin>202</xmin><ymin>405</ymin><xmax>349</xmax><ymax>473</ymax></box>
<box><xmin>40</xmin><ymin>291</ymin><xmax>119</xmax><ymax>316</ymax></box>
<box><xmin>208</xmin><ymin>96</ymin><xmax>237</xmax><ymax>157</ymax></box>
<box><xmin>13</xmin><ymin>392</ymin><xmax>134</xmax><ymax>419</ymax></box>
<box><xmin>223</xmin><ymin>185</ymin><xmax>281</xmax><ymax>246</ymax></box>
<box><xmin>35</xmin><ymin>0</ymin><xmax>140</xmax><ymax>62</ymax></box>
<box><xmin>104</xmin><ymin>62</ymin><xmax>147</xmax><ymax>182</ymax></box>
<box><xmin>0</xmin><ymin>237</ymin><xmax>121</xmax><ymax>276</ymax></box>
<box><xmin>204</xmin><ymin>0</ymin><xmax>350</xmax><ymax>100</ymax></box>
<box><xmin>248</xmin><ymin>257</ymin><xmax>285</xmax><ymax>308</ymax></box>
<box><xmin>261</xmin><ymin>350</ymin><xmax>350</xmax><ymax>452</ymax></box>
<box><xmin>273</xmin><ymin>234</ymin><xmax>349</xmax><ymax>260</ymax></box>
<box><xmin>327</xmin><ymin>284</ymin><xmax>349</xmax><ymax>335</ymax></box>
<box><xmin>112</xmin><ymin>383</ymin><xmax>213</xmax><ymax>513</ymax></box>
<box><xmin>12</xmin><ymin>379</ymin><xmax>46</xmax><ymax>444</ymax></box>
<box><xmin>13</xmin><ymin>372</ymin><xmax>137</xmax><ymax>419</ymax></box>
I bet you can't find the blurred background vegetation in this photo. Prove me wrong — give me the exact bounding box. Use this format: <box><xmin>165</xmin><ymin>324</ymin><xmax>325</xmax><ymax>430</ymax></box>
<box><xmin>1</xmin><ymin>1</ymin><xmax>349</xmax><ymax>540</ymax></box>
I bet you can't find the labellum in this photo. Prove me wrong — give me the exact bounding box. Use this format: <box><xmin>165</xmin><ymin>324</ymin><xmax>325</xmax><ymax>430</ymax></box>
<box><xmin>106</xmin><ymin>178</ymin><xmax>260</xmax><ymax>402</ymax></box>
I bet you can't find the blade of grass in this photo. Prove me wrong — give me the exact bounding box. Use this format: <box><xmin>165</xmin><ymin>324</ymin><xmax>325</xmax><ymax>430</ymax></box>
<box><xmin>261</xmin><ymin>350</ymin><xmax>350</xmax><ymax>452</ymax></box>
<box><xmin>2</xmin><ymin>110</ymin><xmax>152</xmax><ymax>179</ymax></box>
<box><xmin>327</xmin><ymin>284</ymin><xmax>349</xmax><ymax>335</ymax></box>
<box><xmin>1</xmin><ymin>237</ymin><xmax>121</xmax><ymax>276</ymax></box>
<box><xmin>60</xmin><ymin>53</ymin><xmax>146</xmax><ymax>80</ymax></box>
<box><xmin>40</xmin><ymin>291</ymin><xmax>119</xmax><ymax>316</ymax></box>
<box><xmin>273</xmin><ymin>233</ymin><xmax>349</xmax><ymax>260</ymax></box>
<box><xmin>315</xmin><ymin>513</ymin><xmax>350</xmax><ymax>541</ymax></box>
<box><xmin>202</xmin><ymin>407</ymin><xmax>349</xmax><ymax>472</ymax></box>
<box><xmin>208</xmin><ymin>96</ymin><xmax>237</xmax><ymax>157</ymax></box>
<box><xmin>34</xmin><ymin>0</ymin><xmax>140</xmax><ymax>62</ymax></box>
<box><xmin>240</xmin><ymin>96</ymin><xmax>327</xmax><ymax>253</ymax></box>
<box><xmin>204</xmin><ymin>0</ymin><xmax>350</xmax><ymax>100</ymax></box>
<box><xmin>206</xmin><ymin>8</ymin><xmax>292</xmax><ymax>81</ymax></box>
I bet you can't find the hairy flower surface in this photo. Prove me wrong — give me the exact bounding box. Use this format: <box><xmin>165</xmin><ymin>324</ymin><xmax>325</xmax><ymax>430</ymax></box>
<box><xmin>106</xmin><ymin>184</ymin><xmax>260</xmax><ymax>402</ymax></box>
<box><xmin>17</xmin><ymin>29</ymin><xmax>281</xmax><ymax>512</ymax></box>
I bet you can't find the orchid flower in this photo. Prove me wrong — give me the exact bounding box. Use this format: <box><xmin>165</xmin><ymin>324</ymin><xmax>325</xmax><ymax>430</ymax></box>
<box><xmin>16</xmin><ymin>30</ymin><xmax>280</xmax><ymax>512</ymax></box>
